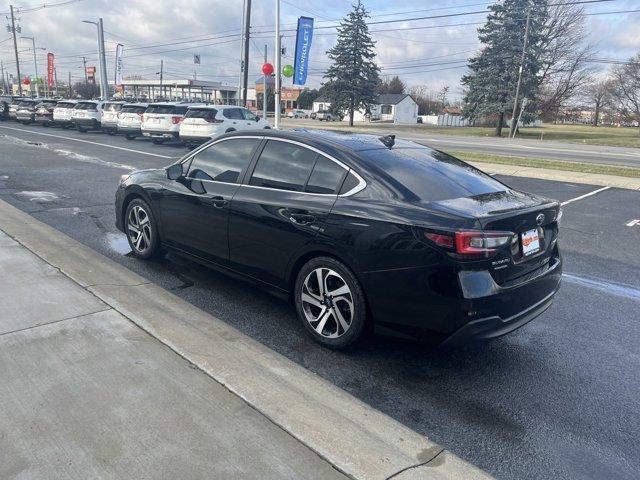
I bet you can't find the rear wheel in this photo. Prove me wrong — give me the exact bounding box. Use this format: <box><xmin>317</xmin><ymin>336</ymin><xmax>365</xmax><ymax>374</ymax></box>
<box><xmin>294</xmin><ymin>256</ymin><xmax>368</xmax><ymax>349</ymax></box>
<box><xmin>125</xmin><ymin>133</ymin><xmax>136</xmax><ymax>140</ymax></box>
<box><xmin>152</xmin><ymin>138</ymin><xmax>164</xmax><ymax>145</ymax></box>
<box><xmin>77</xmin><ymin>126</ymin><xmax>87</xmax><ymax>133</ymax></box>
<box><xmin>107</xmin><ymin>130</ymin><xmax>116</xmax><ymax>136</ymax></box>
<box><xmin>124</xmin><ymin>199</ymin><xmax>161</xmax><ymax>259</ymax></box>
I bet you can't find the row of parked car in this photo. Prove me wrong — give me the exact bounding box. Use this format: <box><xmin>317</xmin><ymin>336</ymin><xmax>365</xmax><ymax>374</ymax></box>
<box><xmin>0</xmin><ymin>96</ymin><xmax>272</xmax><ymax>148</ymax></box>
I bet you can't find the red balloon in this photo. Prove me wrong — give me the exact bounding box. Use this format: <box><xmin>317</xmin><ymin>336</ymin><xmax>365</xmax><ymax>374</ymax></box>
<box><xmin>262</xmin><ymin>63</ymin><xmax>274</xmax><ymax>76</ymax></box>
<box><xmin>22</xmin><ymin>76</ymin><xmax>31</xmax><ymax>85</ymax></box>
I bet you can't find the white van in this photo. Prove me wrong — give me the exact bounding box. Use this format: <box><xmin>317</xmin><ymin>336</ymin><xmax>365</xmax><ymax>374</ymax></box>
<box><xmin>117</xmin><ymin>103</ymin><xmax>149</xmax><ymax>140</ymax></box>
<box><xmin>52</xmin><ymin>100</ymin><xmax>78</xmax><ymax>129</ymax></box>
<box><xmin>141</xmin><ymin>102</ymin><xmax>193</xmax><ymax>144</ymax></box>
<box><xmin>72</xmin><ymin>100</ymin><xmax>105</xmax><ymax>132</ymax></box>
<box><xmin>179</xmin><ymin>105</ymin><xmax>270</xmax><ymax>147</ymax></box>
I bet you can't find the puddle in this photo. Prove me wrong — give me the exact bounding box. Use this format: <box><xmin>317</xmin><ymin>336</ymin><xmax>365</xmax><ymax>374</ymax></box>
<box><xmin>105</xmin><ymin>232</ymin><xmax>131</xmax><ymax>255</ymax></box>
<box><xmin>14</xmin><ymin>191</ymin><xmax>60</xmax><ymax>203</ymax></box>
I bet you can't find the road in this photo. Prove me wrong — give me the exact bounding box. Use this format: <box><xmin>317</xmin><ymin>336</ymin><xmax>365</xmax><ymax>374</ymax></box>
<box><xmin>1</xmin><ymin>122</ymin><xmax>639</xmax><ymax>480</ymax></box>
<box><xmin>282</xmin><ymin>118</ymin><xmax>640</xmax><ymax>168</ymax></box>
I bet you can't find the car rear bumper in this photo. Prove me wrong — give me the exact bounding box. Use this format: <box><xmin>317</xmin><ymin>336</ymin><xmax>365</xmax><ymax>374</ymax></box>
<box><xmin>142</xmin><ymin>129</ymin><xmax>179</xmax><ymax>139</ymax></box>
<box><xmin>75</xmin><ymin>118</ymin><xmax>100</xmax><ymax>127</ymax></box>
<box><xmin>118</xmin><ymin>126</ymin><xmax>141</xmax><ymax>134</ymax></box>
<box><xmin>102</xmin><ymin>120</ymin><xmax>118</xmax><ymax>128</ymax></box>
<box><xmin>16</xmin><ymin>113</ymin><xmax>35</xmax><ymax>121</ymax></box>
<box><xmin>36</xmin><ymin>114</ymin><xmax>53</xmax><ymax>123</ymax></box>
<box><xmin>179</xmin><ymin>134</ymin><xmax>210</xmax><ymax>143</ymax></box>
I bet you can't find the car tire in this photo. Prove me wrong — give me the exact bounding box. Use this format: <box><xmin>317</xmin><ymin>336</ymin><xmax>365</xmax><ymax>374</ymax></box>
<box><xmin>294</xmin><ymin>256</ymin><xmax>368</xmax><ymax>349</ymax></box>
<box><xmin>263</xmin><ymin>126</ymin><xmax>271</xmax><ymax>129</ymax></box>
<box><xmin>124</xmin><ymin>198</ymin><xmax>161</xmax><ymax>259</ymax></box>
<box><xmin>107</xmin><ymin>130</ymin><xmax>116</xmax><ymax>136</ymax></box>
<box><xmin>125</xmin><ymin>134</ymin><xmax>136</xmax><ymax>140</ymax></box>
<box><xmin>152</xmin><ymin>138</ymin><xmax>164</xmax><ymax>145</ymax></box>
<box><xmin>77</xmin><ymin>126</ymin><xmax>87</xmax><ymax>133</ymax></box>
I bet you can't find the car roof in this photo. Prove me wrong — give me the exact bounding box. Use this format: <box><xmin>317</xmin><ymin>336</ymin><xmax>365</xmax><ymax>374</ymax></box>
<box><xmin>187</xmin><ymin>104</ymin><xmax>240</xmax><ymax>110</ymax></box>
<box><xmin>122</xmin><ymin>102</ymin><xmax>149</xmax><ymax>107</ymax></box>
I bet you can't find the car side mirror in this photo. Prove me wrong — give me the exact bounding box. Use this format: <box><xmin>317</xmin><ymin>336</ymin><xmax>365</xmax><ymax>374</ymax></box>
<box><xmin>166</xmin><ymin>163</ymin><xmax>183</xmax><ymax>180</ymax></box>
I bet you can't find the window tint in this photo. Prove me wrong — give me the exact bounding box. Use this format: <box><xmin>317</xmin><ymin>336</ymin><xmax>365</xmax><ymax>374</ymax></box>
<box><xmin>121</xmin><ymin>105</ymin><xmax>147</xmax><ymax>113</ymax></box>
<box><xmin>75</xmin><ymin>102</ymin><xmax>98</xmax><ymax>111</ymax></box>
<box><xmin>305</xmin><ymin>157</ymin><xmax>346</xmax><ymax>194</ymax></box>
<box><xmin>339</xmin><ymin>172</ymin><xmax>361</xmax><ymax>195</ymax></box>
<box><xmin>363</xmin><ymin>147</ymin><xmax>505</xmax><ymax>202</ymax></box>
<box><xmin>104</xmin><ymin>103</ymin><xmax>123</xmax><ymax>112</ymax></box>
<box><xmin>174</xmin><ymin>106</ymin><xmax>189</xmax><ymax>115</ymax></box>
<box><xmin>56</xmin><ymin>102</ymin><xmax>75</xmax><ymax>109</ymax></box>
<box><xmin>187</xmin><ymin>138</ymin><xmax>259</xmax><ymax>184</ymax></box>
<box><xmin>146</xmin><ymin>104</ymin><xmax>175</xmax><ymax>114</ymax></box>
<box><xmin>223</xmin><ymin>108</ymin><xmax>243</xmax><ymax>120</ymax></box>
<box><xmin>243</xmin><ymin>109</ymin><xmax>257</xmax><ymax>121</ymax></box>
<box><xmin>250</xmin><ymin>141</ymin><xmax>317</xmax><ymax>192</ymax></box>
<box><xmin>185</xmin><ymin>108</ymin><xmax>217</xmax><ymax>120</ymax></box>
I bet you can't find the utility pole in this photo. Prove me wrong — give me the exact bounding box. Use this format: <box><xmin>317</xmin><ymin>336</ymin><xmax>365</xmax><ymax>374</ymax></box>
<box><xmin>237</xmin><ymin>0</ymin><xmax>246</xmax><ymax>106</ymax></box>
<box><xmin>240</xmin><ymin>0</ymin><xmax>251</xmax><ymax>106</ymax></box>
<box><xmin>82</xmin><ymin>57</ymin><xmax>88</xmax><ymax>84</ymax></box>
<box><xmin>68</xmin><ymin>71</ymin><xmax>72</xmax><ymax>97</ymax></box>
<box><xmin>159</xmin><ymin>60</ymin><xmax>163</xmax><ymax>100</ymax></box>
<box><xmin>263</xmin><ymin>44</ymin><xmax>268</xmax><ymax>118</ymax></box>
<box><xmin>0</xmin><ymin>60</ymin><xmax>5</xmax><ymax>94</ymax></box>
<box><xmin>510</xmin><ymin>8</ymin><xmax>531</xmax><ymax>139</ymax></box>
<box><xmin>54</xmin><ymin>67</ymin><xmax>58</xmax><ymax>96</ymax></box>
<box><xmin>10</xmin><ymin>5</ymin><xmax>23</xmax><ymax>96</ymax></box>
<box><xmin>83</xmin><ymin>18</ymin><xmax>109</xmax><ymax>99</ymax></box>
<box><xmin>274</xmin><ymin>0</ymin><xmax>281</xmax><ymax>129</ymax></box>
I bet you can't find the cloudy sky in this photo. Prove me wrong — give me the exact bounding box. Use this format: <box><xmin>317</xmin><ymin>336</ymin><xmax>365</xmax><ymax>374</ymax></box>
<box><xmin>1</xmin><ymin>0</ymin><xmax>639</xmax><ymax>98</ymax></box>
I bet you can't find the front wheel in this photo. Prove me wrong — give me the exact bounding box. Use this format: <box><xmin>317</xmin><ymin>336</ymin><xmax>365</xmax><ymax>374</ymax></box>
<box><xmin>125</xmin><ymin>133</ymin><xmax>136</xmax><ymax>140</ymax></box>
<box><xmin>294</xmin><ymin>256</ymin><xmax>368</xmax><ymax>349</ymax></box>
<box><xmin>124</xmin><ymin>198</ymin><xmax>161</xmax><ymax>259</ymax></box>
<box><xmin>77</xmin><ymin>126</ymin><xmax>87</xmax><ymax>133</ymax></box>
<box><xmin>152</xmin><ymin>138</ymin><xmax>164</xmax><ymax>145</ymax></box>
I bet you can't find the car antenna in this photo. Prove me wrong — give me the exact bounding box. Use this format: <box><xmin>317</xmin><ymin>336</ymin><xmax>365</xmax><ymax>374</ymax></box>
<box><xmin>379</xmin><ymin>134</ymin><xmax>395</xmax><ymax>149</ymax></box>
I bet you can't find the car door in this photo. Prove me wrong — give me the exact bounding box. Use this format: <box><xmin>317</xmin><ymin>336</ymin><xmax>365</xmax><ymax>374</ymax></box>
<box><xmin>228</xmin><ymin>139</ymin><xmax>348</xmax><ymax>289</ymax></box>
<box><xmin>223</xmin><ymin>108</ymin><xmax>244</xmax><ymax>131</ymax></box>
<box><xmin>242</xmin><ymin>108</ymin><xmax>259</xmax><ymax>129</ymax></box>
<box><xmin>157</xmin><ymin>137</ymin><xmax>261</xmax><ymax>265</ymax></box>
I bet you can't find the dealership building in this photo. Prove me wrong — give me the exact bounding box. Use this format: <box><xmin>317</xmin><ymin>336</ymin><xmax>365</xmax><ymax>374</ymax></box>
<box><xmin>109</xmin><ymin>78</ymin><xmax>238</xmax><ymax>104</ymax></box>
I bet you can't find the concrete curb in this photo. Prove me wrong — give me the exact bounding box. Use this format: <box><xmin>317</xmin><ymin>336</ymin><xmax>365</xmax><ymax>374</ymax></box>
<box><xmin>469</xmin><ymin>161</ymin><xmax>640</xmax><ymax>190</ymax></box>
<box><xmin>0</xmin><ymin>199</ymin><xmax>493</xmax><ymax>480</ymax></box>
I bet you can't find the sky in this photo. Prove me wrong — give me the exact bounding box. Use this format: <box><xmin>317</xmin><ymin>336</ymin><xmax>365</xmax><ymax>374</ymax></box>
<box><xmin>1</xmin><ymin>0</ymin><xmax>639</xmax><ymax>99</ymax></box>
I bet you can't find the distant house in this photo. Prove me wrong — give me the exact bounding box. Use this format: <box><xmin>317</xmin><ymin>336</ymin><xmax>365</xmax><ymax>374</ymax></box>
<box><xmin>312</xmin><ymin>93</ymin><xmax>419</xmax><ymax>124</ymax></box>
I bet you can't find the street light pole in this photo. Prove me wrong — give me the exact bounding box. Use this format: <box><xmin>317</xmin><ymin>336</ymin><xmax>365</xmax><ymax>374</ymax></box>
<box><xmin>263</xmin><ymin>44</ymin><xmax>268</xmax><ymax>118</ymax></box>
<box><xmin>510</xmin><ymin>8</ymin><xmax>531</xmax><ymax>139</ymax></box>
<box><xmin>274</xmin><ymin>0</ymin><xmax>281</xmax><ymax>129</ymax></box>
<box><xmin>82</xmin><ymin>18</ymin><xmax>109</xmax><ymax>99</ymax></box>
<box><xmin>241</xmin><ymin>0</ymin><xmax>251</xmax><ymax>106</ymax></box>
<box><xmin>21</xmin><ymin>36</ymin><xmax>39</xmax><ymax>97</ymax></box>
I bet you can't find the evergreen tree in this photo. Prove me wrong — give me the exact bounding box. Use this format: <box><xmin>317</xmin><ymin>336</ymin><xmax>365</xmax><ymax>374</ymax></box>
<box><xmin>462</xmin><ymin>0</ymin><xmax>547</xmax><ymax>136</ymax></box>
<box><xmin>378</xmin><ymin>76</ymin><xmax>406</xmax><ymax>95</ymax></box>
<box><xmin>324</xmin><ymin>0</ymin><xmax>380</xmax><ymax>126</ymax></box>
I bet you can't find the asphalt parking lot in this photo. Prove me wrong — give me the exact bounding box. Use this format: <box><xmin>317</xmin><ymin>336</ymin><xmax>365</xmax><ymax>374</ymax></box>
<box><xmin>1</xmin><ymin>122</ymin><xmax>639</xmax><ymax>480</ymax></box>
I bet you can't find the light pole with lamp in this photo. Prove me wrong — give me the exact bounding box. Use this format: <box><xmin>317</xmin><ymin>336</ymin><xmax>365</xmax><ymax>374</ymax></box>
<box><xmin>82</xmin><ymin>18</ymin><xmax>109</xmax><ymax>99</ymax></box>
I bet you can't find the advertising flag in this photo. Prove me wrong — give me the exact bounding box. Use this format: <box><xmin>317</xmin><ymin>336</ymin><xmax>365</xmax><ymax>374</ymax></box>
<box><xmin>293</xmin><ymin>17</ymin><xmax>314</xmax><ymax>86</ymax></box>
<box><xmin>115</xmin><ymin>44</ymin><xmax>124</xmax><ymax>85</ymax></box>
<box><xmin>47</xmin><ymin>53</ymin><xmax>54</xmax><ymax>88</ymax></box>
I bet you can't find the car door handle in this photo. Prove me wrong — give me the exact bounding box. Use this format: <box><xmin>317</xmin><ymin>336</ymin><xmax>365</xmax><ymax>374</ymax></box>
<box><xmin>207</xmin><ymin>196</ymin><xmax>229</xmax><ymax>208</ymax></box>
<box><xmin>289</xmin><ymin>213</ymin><xmax>316</xmax><ymax>225</ymax></box>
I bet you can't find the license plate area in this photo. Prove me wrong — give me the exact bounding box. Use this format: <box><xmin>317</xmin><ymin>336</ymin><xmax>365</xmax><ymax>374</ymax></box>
<box><xmin>521</xmin><ymin>228</ymin><xmax>541</xmax><ymax>256</ymax></box>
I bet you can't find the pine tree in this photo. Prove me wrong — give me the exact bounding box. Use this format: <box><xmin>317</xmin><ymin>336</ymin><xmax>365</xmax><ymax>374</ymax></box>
<box><xmin>462</xmin><ymin>0</ymin><xmax>547</xmax><ymax>136</ymax></box>
<box><xmin>324</xmin><ymin>1</ymin><xmax>380</xmax><ymax>126</ymax></box>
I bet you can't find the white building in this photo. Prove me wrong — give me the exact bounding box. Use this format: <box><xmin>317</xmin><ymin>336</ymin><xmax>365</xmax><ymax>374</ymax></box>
<box><xmin>109</xmin><ymin>78</ymin><xmax>238</xmax><ymax>103</ymax></box>
<box><xmin>312</xmin><ymin>93</ymin><xmax>418</xmax><ymax>124</ymax></box>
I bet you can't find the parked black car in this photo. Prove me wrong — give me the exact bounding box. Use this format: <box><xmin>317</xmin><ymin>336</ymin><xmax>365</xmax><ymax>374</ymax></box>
<box><xmin>115</xmin><ymin>130</ymin><xmax>562</xmax><ymax>349</ymax></box>
<box><xmin>35</xmin><ymin>99</ymin><xmax>59</xmax><ymax>126</ymax></box>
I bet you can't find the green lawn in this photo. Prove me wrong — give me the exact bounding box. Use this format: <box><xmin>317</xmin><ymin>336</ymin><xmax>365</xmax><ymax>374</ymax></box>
<box><xmin>448</xmin><ymin>150</ymin><xmax>640</xmax><ymax>178</ymax></box>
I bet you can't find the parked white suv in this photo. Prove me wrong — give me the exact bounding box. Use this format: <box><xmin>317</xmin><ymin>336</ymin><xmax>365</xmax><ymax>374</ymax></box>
<box><xmin>52</xmin><ymin>100</ymin><xmax>78</xmax><ymax>129</ymax></box>
<box><xmin>101</xmin><ymin>101</ymin><xmax>125</xmax><ymax>135</ymax></box>
<box><xmin>72</xmin><ymin>100</ymin><xmax>105</xmax><ymax>132</ymax></box>
<box><xmin>117</xmin><ymin>103</ymin><xmax>149</xmax><ymax>140</ymax></box>
<box><xmin>141</xmin><ymin>102</ymin><xmax>192</xmax><ymax>144</ymax></box>
<box><xmin>179</xmin><ymin>105</ymin><xmax>271</xmax><ymax>148</ymax></box>
<box><xmin>286</xmin><ymin>109</ymin><xmax>309</xmax><ymax>118</ymax></box>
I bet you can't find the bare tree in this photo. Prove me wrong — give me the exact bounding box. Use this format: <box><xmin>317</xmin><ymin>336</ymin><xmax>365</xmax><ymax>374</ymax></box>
<box><xmin>409</xmin><ymin>85</ymin><xmax>445</xmax><ymax>115</ymax></box>
<box><xmin>537</xmin><ymin>2</ymin><xmax>595</xmax><ymax>121</ymax></box>
<box><xmin>583</xmin><ymin>77</ymin><xmax>613</xmax><ymax>126</ymax></box>
<box><xmin>611</xmin><ymin>54</ymin><xmax>640</xmax><ymax>133</ymax></box>
<box><xmin>437</xmin><ymin>86</ymin><xmax>450</xmax><ymax>108</ymax></box>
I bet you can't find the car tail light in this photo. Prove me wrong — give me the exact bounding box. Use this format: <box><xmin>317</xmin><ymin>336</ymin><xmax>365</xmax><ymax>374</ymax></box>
<box><xmin>171</xmin><ymin>116</ymin><xmax>182</xmax><ymax>124</ymax></box>
<box><xmin>422</xmin><ymin>229</ymin><xmax>513</xmax><ymax>259</ymax></box>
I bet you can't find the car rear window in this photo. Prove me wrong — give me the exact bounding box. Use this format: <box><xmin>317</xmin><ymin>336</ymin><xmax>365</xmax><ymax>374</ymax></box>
<box><xmin>146</xmin><ymin>105</ymin><xmax>176</xmax><ymax>114</ymax></box>
<box><xmin>305</xmin><ymin>157</ymin><xmax>346</xmax><ymax>194</ymax></box>
<box><xmin>185</xmin><ymin>108</ymin><xmax>217</xmax><ymax>121</ymax></box>
<box><xmin>104</xmin><ymin>103</ymin><xmax>123</xmax><ymax>112</ymax></box>
<box><xmin>362</xmin><ymin>147</ymin><xmax>506</xmax><ymax>202</ymax></box>
<box><xmin>75</xmin><ymin>102</ymin><xmax>98</xmax><ymax>111</ymax></box>
<box><xmin>121</xmin><ymin>105</ymin><xmax>147</xmax><ymax>114</ymax></box>
<box><xmin>56</xmin><ymin>102</ymin><xmax>75</xmax><ymax>109</ymax></box>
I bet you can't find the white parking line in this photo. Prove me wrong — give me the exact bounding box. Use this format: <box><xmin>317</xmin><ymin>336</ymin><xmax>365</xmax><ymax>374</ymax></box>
<box><xmin>0</xmin><ymin>125</ymin><xmax>175</xmax><ymax>159</ymax></box>
<box><xmin>560</xmin><ymin>186</ymin><xmax>611</xmax><ymax>206</ymax></box>
<box><xmin>627</xmin><ymin>219</ymin><xmax>640</xmax><ymax>227</ymax></box>
<box><xmin>563</xmin><ymin>273</ymin><xmax>640</xmax><ymax>301</ymax></box>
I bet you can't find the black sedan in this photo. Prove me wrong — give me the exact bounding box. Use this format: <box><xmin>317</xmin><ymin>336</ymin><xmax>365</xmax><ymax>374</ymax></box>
<box><xmin>115</xmin><ymin>129</ymin><xmax>562</xmax><ymax>349</ymax></box>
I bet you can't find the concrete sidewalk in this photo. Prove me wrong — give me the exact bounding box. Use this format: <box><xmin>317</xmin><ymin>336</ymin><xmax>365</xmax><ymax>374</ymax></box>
<box><xmin>0</xmin><ymin>199</ymin><xmax>492</xmax><ymax>480</ymax></box>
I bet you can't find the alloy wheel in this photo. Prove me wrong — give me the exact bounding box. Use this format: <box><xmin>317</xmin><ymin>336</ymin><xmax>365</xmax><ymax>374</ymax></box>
<box><xmin>301</xmin><ymin>268</ymin><xmax>354</xmax><ymax>338</ymax></box>
<box><xmin>127</xmin><ymin>205</ymin><xmax>153</xmax><ymax>254</ymax></box>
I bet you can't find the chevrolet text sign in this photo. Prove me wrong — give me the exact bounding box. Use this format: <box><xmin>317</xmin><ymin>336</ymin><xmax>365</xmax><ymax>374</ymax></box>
<box><xmin>293</xmin><ymin>16</ymin><xmax>314</xmax><ymax>86</ymax></box>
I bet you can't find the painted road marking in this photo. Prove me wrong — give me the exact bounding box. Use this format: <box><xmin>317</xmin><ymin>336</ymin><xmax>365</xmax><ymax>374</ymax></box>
<box><xmin>563</xmin><ymin>273</ymin><xmax>640</xmax><ymax>301</ymax></box>
<box><xmin>627</xmin><ymin>219</ymin><xmax>640</xmax><ymax>227</ymax></box>
<box><xmin>560</xmin><ymin>186</ymin><xmax>610</xmax><ymax>206</ymax></box>
<box><xmin>0</xmin><ymin>125</ymin><xmax>176</xmax><ymax>159</ymax></box>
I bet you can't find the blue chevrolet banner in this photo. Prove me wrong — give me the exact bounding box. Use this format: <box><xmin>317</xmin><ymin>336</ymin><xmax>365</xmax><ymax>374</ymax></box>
<box><xmin>293</xmin><ymin>16</ymin><xmax>314</xmax><ymax>86</ymax></box>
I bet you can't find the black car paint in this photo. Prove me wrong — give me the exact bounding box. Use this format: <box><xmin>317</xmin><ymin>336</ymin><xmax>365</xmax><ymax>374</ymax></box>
<box><xmin>115</xmin><ymin>129</ymin><xmax>562</xmax><ymax>344</ymax></box>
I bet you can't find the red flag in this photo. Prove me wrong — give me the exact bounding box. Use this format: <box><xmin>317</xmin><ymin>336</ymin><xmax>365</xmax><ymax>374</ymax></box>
<box><xmin>47</xmin><ymin>53</ymin><xmax>54</xmax><ymax>88</ymax></box>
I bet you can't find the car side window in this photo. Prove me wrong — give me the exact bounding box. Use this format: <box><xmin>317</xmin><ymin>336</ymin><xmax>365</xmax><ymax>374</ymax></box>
<box><xmin>223</xmin><ymin>108</ymin><xmax>243</xmax><ymax>120</ymax></box>
<box><xmin>243</xmin><ymin>109</ymin><xmax>257</xmax><ymax>121</ymax></box>
<box><xmin>305</xmin><ymin>156</ymin><xmax>347</xmax><ymax>195</ymax></box>
<box><xmin>187</xmin><ymin>138</ymin><xmax>259</xmax><ymax>184</ymax></box>
<box><xmin>339</xmin><ymin>172</ymin><xmax>361</xmax><ymax>195</ymax></box>
<box><xmin>249</xmin><ymin>141</ymin><xmax>317</xmax><ymax>192</ymax></box>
